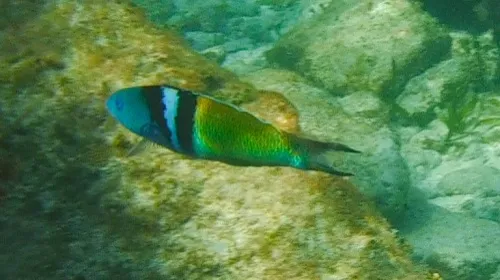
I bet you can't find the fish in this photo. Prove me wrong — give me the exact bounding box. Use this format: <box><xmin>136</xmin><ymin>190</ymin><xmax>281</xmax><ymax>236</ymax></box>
<box><xmin>106</xmin><ymin>85</ymin><xmax>360</xmax><ymax>176</ymax></box>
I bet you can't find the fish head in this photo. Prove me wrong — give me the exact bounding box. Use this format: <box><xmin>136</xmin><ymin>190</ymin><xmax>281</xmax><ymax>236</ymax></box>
<box><xmin>106</xmin><ymin>87</ymin><xmax>152</xmax><ymax>136</ymax></box>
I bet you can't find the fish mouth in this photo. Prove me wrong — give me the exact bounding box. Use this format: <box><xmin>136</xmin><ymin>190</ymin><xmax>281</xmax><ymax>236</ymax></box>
<box><xmin>105</xmin><ymin>94</ymin><xmax>120</xmax><ymax>118</ymax></box>
<box><xmin>105</xmin><ymin>95</ymin><xmax>113</xmax><ymax>111</ymax></box>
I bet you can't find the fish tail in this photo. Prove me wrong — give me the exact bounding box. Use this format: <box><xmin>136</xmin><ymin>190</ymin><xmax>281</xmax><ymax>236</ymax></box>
<box><xmin>295</xmin><ymin>136</ymin><xmax>360</xmax><ymax>176</ymax></box>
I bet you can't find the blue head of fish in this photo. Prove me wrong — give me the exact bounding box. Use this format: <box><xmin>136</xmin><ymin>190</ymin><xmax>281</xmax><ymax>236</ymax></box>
<box><xmin>106</xmin><ymin>87</ymin><xmax>152</xmax><ymax>135</ymax></box>
<box><xmin>107</xmin><ymin>86</ymin><xmax>171</xmax><ymax>147</ymax></box>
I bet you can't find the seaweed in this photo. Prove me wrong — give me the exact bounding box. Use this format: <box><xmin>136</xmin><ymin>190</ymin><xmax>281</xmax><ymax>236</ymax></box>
<box><xmin>440</xmin><ymin>89</ymin><xmax>479</xmax><ymax>143</ymax></box>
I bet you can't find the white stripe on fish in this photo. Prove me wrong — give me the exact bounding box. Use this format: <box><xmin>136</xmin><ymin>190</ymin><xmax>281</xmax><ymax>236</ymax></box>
<box><xmin>161</xmin><ymin>86</ymin><xmax>181</xmax><ymax>151</ymax></box>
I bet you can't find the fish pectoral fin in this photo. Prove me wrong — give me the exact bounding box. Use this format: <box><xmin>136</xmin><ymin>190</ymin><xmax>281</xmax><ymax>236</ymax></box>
<box><xmin>127</xmin><ymin>138</ymin><xmax>160</xmax><ymax>157</ymax></box>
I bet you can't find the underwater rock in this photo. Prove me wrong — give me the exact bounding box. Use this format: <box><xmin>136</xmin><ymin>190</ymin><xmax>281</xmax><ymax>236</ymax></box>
<box><xmin>200</xmin><ymin>45</ymin><xmax>227</xmax><ymax>64</ymax></box>
<box><xmin>398</xmin><ymin>88</ymin><xmax>500</xmax><ymax>278</ymax></box>
<box><xmin>184</xmin><ymin>31</ymin><xmax>225</xmax><ymax>50</ymax></box>
<box><xmin>243</xmin><ymin>68</ymin><xmax>412</xmax><ymax>223</ymax></box>
<box><xmin>105</xmin><ymin>148</ymin><xmax>426</xmax><ymax>279</ymax></box>
<box><xmin>433</xmin><ymin>166</ymin><xmax>500</xmax><ymax>198</ymax></box>
<box><xmin>397</xmin><ymin>30</ymin><xmax>499</xmax><ymax>123</ymax></box>
<box><xmin>401</xmin><ymin>203</ymin><xmax>500</xmax><ymax>280</ymax></box>
<box><xmin>396</xmin><ymin>59</ymin><xmax>472</xmax><ymax>118</ymax></box>
<box><xmin>0</xmin><ymin>0</ymin><xmax>427</xmax><ymax>279</ymax></box>
<box><xmin>298</xmin><ymin>0</ymin><xmax>358</xmax><ymax>22</ymax></box>
<box><xmin>220</xmin><ymin>37</ymin><xmax>256</xmax><ymax>52</ymax></box>
<box><xmin>266</xmin><ymin>0</ymin><xmax>450</xmax><ymax>97</ymax></box>
<box><xmin>141</xmin><ymin>0</ymin><xmax>292</xmax><ymax>49</ymax></box>
<box><xmin>394</xmin><ymin>26</ymin><xmax>500</xmax><ymax>223</ymax></box>
<box><xmin>449</xmin><ymin>31</ymin><xmax>499</xmax><ymax>90</ymax></box>
<box><xmin>429</xmin><ymin>166</ymin><xmax>500</xmax><ymax>223</ymax></box>
<box><xmin>398</xmin><ymin>120</ymin><xmax>447</xmax><ymax>187</ymax></box>
<box><xmin>241</xmin><ymin>89</ymin><xmax>300</xmax><ymax>134</ymax></box>
<box><xmin>399</xmin><ymin>88</ymin><xmax>500</xmax><ymax>223</ymax></box>
<box><xmin>225</xmin><ymin>11</ymin><xmax>281</xmax><ymax>43</ymax></box>
<box><xmin>222</xmin><ymin>45</ymin><xmax>272</xmax><ymax>75</ymax></box>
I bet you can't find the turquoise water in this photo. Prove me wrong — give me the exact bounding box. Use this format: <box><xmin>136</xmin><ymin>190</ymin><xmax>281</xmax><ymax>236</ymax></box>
<box><xmin>0</xmin><ymin>0</ymin><xmax>499</xmax><ymax>279</ymax></box>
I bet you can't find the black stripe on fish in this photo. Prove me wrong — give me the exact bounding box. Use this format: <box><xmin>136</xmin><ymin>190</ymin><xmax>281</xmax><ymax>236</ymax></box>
<box><xmin>141</xmin><ymin>86</ymin><xmax>173</xmax><ymax>144</ymax></box>
<box><xmin>174</xmin><ymin>89</ymin><xmax>197</xmax><ymax>155</ymax></box>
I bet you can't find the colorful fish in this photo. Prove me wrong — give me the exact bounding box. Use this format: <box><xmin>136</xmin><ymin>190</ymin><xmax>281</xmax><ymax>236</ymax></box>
<box><xmin>106</xmin><ymin>85</ymin><xmax>359</xmax><ymax>176</ymax></box>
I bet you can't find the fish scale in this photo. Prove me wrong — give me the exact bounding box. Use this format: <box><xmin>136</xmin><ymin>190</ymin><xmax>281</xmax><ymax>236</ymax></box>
<box><xmin>193</xmin><ymin>95</ymin><xmax>294</xmax><ymax>165</ymax></box>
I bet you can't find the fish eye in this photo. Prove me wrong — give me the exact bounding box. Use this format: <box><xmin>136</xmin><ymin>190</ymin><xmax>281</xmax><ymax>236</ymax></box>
<box><xmin>115</xmin><ymin>98</ymin><xmax>125</xmax><ymax>111</ymax></box>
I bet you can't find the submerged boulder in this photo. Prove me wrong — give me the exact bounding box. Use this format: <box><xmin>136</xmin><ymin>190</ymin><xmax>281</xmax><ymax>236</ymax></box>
<box><xmin>401</xmin><ymin>202</ymin><xmax>500</xmax><ymax>280</ymax></box>
<box><xmin>105</xmin><ymin>149</ymin><xmax>425</xmax><ymax>280</ymax></box>
<box><xmin>266</xmin><ymin>0</ymin><xmax>450</xmax><ymax>97</ymax></box>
